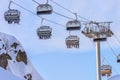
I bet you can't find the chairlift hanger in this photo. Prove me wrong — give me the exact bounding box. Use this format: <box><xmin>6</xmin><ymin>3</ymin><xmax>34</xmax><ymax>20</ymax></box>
<box><xmin>74</xmin><ymin>13</ymin><xmax>78</xmax><ymax>20</ymax></box>
<box><xmin>32</xmin><ymin>0</ymin><xmax>49</xmax><ymax>4</ymax></box>
<box><xmin>32</xmin><ymin>0</ymin><xmax>40</xmax><ymax>5</ymax></box>
<box><xmin>41</xmin><ymin>18</ymin><xmax>45</xmax><ymax>26</ymax></box>
<box><xmin>8</xmin><ymin>0</ymin><xmax>13</xmax><ymax>10</ymax></box>
<box><xmin>4</xmin><ymin>0</ymin><xmax>20</xmax><ymax>24</ymax></box>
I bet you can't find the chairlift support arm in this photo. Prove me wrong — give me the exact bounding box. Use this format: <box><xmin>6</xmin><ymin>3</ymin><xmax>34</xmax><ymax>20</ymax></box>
<box><xmin>32</xmin><ymin>0</ymin><xmax>40</xmax><ymax>5</ymax></box>
<box><xmin>32</xmin><ymin>0</ymin><xmax>49</xmax><ymax>5</ymax></box>
<box><xmin>8</xmin><ymin>0</ymin><xmax>13</xmax><ymax>9</ymax></box>
<box><xmin>41</xmin><ymin>18</ymin><xmax>45</xmax><ymax>26</ymax></box>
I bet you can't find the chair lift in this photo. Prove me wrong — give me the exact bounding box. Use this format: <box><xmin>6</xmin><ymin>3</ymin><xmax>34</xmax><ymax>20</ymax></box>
<box><xmin>33</xmin><ymin>0</ymin><xmax>53</xmax><ymax>15</ymax></box>
<box><xmin>4</xmin><ymin>1</ymin><xmax>20</xmax><ymax>24</ymax></box>
<box><xmin>93</xmin><ymin>24</ymin><xmax>107</xmax><ymax>42</ymax></box>
<box><xmin>81</xmin><ymin>23</ymin><xmax>94</xmax><ymax>38</ymax></box>
<box><xmin>37</xmin><ymin>19</ymin><xmax>52</xmax><ymax>39</ymax></box>
<box><xmin>66</xmin><ymin>13</ymin><xmax>81</xmax><ymax>30</ymax></box>
<box><xmin>65</xmin><ymin>35</ymin><xmax>79</xmax><ymax>48</ymax></box>
<box><xmin>101</xmin><ymin>65</ymin><xmax>112</xmax><ymax>77</ymax></box>
<box><xmin>37</xmin><ymin>4</ymin><xmax>52</xmax><ymax>15</ymax></box>
<box><xmin>106</xmin><ymin>29</ymin><xmax>114</xmax><ymax>37</ymax></box>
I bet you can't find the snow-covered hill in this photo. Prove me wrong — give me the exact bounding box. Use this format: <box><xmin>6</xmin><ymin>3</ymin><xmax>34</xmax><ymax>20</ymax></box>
<box><xmin>0</xmin><ymin>32</ymin><xmax>43</xmax><ymax>80</ymax></box>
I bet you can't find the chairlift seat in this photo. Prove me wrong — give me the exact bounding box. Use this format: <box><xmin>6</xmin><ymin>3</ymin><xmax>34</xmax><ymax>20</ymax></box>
<box><xmin>101</xmin><ymin>65</ymin><xmax>112</xmax><ymax>77</ymax></box>
<box><xmin>4</xmin><ymin>9</ymin><xmax>20</xmax><ymax>24</ymax></box>
<box><xmin>66</xmin><ymin>20</ymin><xmax>81</xmax><ymax>30</ymax></box>
<box><xmin>37</xmin><ymin>26</ymin><xmax>52</xmax><ymax>39</ymax></box>
<box><xmin>37</xmin><ymin>4</ymin><xmax>53</xmax><ymax>15</ymax></box>
<box><xmin>65</xmin><ymin>35</ymin><xmax>79</xmax><ymax>48</ymax></box>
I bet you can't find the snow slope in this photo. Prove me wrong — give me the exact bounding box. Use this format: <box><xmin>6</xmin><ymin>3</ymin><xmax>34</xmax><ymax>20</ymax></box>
<box><xmin>0</xmin><ymin>32</ymin><xmax>43</xmax><ymax>80</ymax></box>
<box><xmin>0</xmin><ymin>67</ymin><xmax>23</xmax><ymax>80</ymax></box>
<box><xmin>108</xmin><ymin>75</ymin><xmax>120</xmax><ymax>80</ymax></box>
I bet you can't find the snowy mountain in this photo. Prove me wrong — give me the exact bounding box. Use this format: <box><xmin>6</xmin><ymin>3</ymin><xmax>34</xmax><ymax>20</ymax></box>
<box><xmin>108</xmin><ymin>75</ymin><xmax>120</xmax><ymax>80</ymax></box>
<box><xmin>0</xmin><ymin>32</ymin><xmax>43</xmax><ymax>80</ymax></box>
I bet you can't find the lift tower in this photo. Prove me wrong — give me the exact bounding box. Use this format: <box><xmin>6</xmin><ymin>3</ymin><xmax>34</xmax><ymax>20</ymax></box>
<box><xmin>82</xmin><ymin>21</ymin><xmax>113</xmax><ymax>80</ymax></box>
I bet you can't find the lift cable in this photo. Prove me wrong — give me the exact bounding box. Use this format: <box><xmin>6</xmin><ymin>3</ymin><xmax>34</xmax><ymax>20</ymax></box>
<box><xmin>53</xmin><ymin>11</ymin><xmax>87</xmax><ymax>22</ymax></box>
<box><xmin>32</xmin><ymin>0</ymin><xmax>40</xmax><ymax>5</ymax></box>
<box><xmin>106</xmin><ymin>41</ymin><xmax>117</xmax><ymax>57</ymax></box>
<box><xmin>12</xmin><ymin>1</ymin><xmax>66</xmax><ymax>27</ymax></box>
<box><xmin>90</xmin><ymin>40</ymin><xmax>119</xmax><ymax>74</ymax></box>
<box><xmin>91</xmin><ymin>42</ymin><xmax>113</xmax><ymax>66</ymax></box>
<box><xmin>49</xmin><ymin>0</ymin><xmax>90</xmax><ymax>21</ymax></box>
<box><xmin>101</xmin><ymin>54</ymin><xmax>119</xmax><ymax>74</ymax></box>
<box><xmin>32</xmin><ymin>0</ymin><xmax>75</xmax><ymax>21</ymax></box>
<box><xmin>50</xmin><ymin>0</ymin><xmax>74</xmax><ymax>14</ymax></box>
<box><xmin>77</xmin><ymin>15</ymin><xmax>90</xmax><ymax>22</ymax></box>
<box><xmin>101</xmin><ymin>55</ymin><xmax>110</xmax><ymax>65</ymax></box>
<box><xmin>114</xmin><ymin>34</ymin><xmax>120</xmax><ymax>45</ymax></box>
<box><xmin>112</xmin><ymin>33</ymin><xmax>120</xmax><ymax>58</ymax></box>
<box><xmin>53</xmin><ymin>11</ymin><xmax>74</xmax><ymax>20</ymax></box>
<box><xmin>89</xmin><ymin>41</ymin><xmax>111</xmax><ymax>66</ymax></box>
<box><xmin>101</xmin><ymin>42</ymin><xmax>120</xmax><ymax>74</ymax></box>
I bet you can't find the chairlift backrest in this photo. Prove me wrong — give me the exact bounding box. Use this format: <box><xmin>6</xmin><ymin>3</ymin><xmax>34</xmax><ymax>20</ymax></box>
<box><xmin>37</xmin><ymin>26</ymin><xmax>52</xmax><ymax>32</ymax></box>
<box><xmin>4</xmin><ymin>9</ymin><xmax>20</xmax><ymax>24</ymax></box>
<box><xmin>65</xmin><ymin>35</ymin><xmax>79</xmax><ymax>48</ymax></box>
<box><xmin>37</xmin><ymin>4</ymin><xmax>53</xmax><ymax>15</ymax></box>
<box><xmin>66</xmin><ymin>35</ymin><xmax>79</xmax><ymax>41</ymax></box>
<box><xmin>101</xmin><ymin>65</ymin><xmax>111</xmax><ymax>70</ymax></box>
<box><xmin>4</xmin><ymin>9</ymin><xmax>20</xmax><ymax>16</ymax></box>
<box><xmin>66</xmin><ymin>20</ymin><xmax>81</xmax><ymax>30</ymax></box>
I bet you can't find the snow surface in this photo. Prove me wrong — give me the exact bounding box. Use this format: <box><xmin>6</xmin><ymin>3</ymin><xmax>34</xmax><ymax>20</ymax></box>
<box><xmin>0</xmin><ymin>32</ymin><xmax>43</xmax><ymax>80</ymax></box>
<box><xmin>0</xmin><ymin>67</ymin><xmax>23</xmax><ymax>80</ymax></box>
<box><xmin>108</xmin><ymin>75</ymin><xmax>120</xmax><ymax>80</ymax></box>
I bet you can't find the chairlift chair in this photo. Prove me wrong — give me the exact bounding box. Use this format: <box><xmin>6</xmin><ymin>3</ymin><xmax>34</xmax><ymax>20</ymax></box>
<box><xmin>37</xmin><ymin>4</ymin><xmax>53</xmax><ymax>15</ymax></box>
<box><xmin>117</xmin><ymin>54</ymin><xmax>120</xmax><ymax>63</ymax></box>
<box><xmin>106</xmin><ymin>29</ymin><xmax>114</xmax><ymax>37</ymax></box>
<box><xmin>101</xmin><ymin>65</ymin><xmax>112</xmax><ymax>77</ymax></box>
<box><xmin>100</xmin><ymin>26</ymin><xmax>108</xmax><ymax>36</ymax></box>
<box><xmin>4</xmin><ymin>9</ymin><xmax>20</xmax><ymax>24</ymax></box>
<box><xmin>81</xmin><ymin>27</ymin><xmax>94</xmax><ymax>38</ymax></box>
<box><xmin>66</xmin><ymin>20</ymin><xmax>81</xmax><ymax>30</ymax></box>
<box><xmin>65</xmin><ymin>35</ymin><xmax>79</xmax><ymax>48</ymax></box>
<box><xmin>37</xmin><ymin>26</ymin><xmax>52</xmax><ymax>39</ymax></box>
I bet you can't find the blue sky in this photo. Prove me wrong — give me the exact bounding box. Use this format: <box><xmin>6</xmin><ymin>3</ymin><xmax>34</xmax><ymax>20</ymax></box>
<box><xmin>0</xmin><ymin>0</ymin><xmax>120</xmax><ymax>80</ymax></box>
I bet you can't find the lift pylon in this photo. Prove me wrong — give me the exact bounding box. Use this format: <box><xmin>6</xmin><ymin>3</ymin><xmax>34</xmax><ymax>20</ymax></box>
<box><xmin>82</xmin><ymin>21</ymin><xmax>113</xmax><ymax>80</ymax></box>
